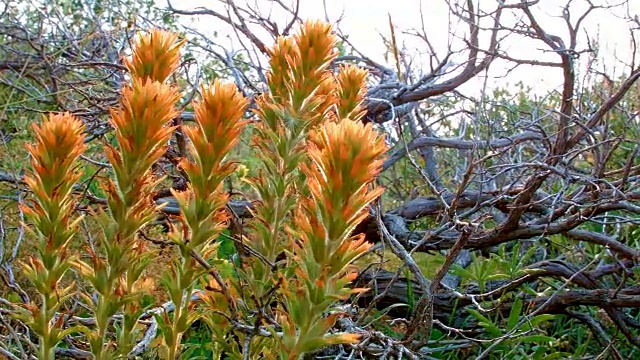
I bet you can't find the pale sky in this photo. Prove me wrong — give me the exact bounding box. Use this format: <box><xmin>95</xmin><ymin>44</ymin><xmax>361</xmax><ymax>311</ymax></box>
<box><xmin>173</xmin><ymin>0</ymin><xmax>640</xmax><ymax>96</ymax></box>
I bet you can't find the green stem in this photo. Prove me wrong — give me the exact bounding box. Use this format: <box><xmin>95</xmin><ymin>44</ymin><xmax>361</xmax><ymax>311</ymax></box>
<box><xmin>168</xmin><ymin>290</ymin><xmax>184</xmax><ymax>360</ymax></box>
<box><xmin>38</xmin><ymin>294</ymin><xmax>53</xmax><ymax>360</ymax></box>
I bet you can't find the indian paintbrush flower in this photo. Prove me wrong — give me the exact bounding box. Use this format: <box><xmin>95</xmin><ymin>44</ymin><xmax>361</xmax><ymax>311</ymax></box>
<box><xmin>335</xmin><ymin>65</ymin><xmax>369</xmax><ymax>121</ymax></box>
<box><xmin>179</xmin><ymin>79</ymin><xmax>249</xmax><ymax>198</ymax></box>
<box><xmin>123</xmin><ymin>28</ymin><xmax>185</xmax><ymax>83</ymax></box>
<box><xmin>277</xmin><ymin>119</ymin><xmax>388</xmax><ymax>357</ymax></box>
<box><xmin>246</xmin><ymin>20</ymin><xmax>388</xmax><ymax>358</ymax></box>
<box><xmin>161</xmin><ymin>78</ymin><xmax>249</xmax><ymax>358</ymax></box>
<box><xmin>21</xmin><ymin>112</ymin><xmax>87</xmax><ymax>360</ymax></box>
<box><xmin>81</xmin><ymin>28</ymin><xmax>185</xmax><ymax>359</ymax></box>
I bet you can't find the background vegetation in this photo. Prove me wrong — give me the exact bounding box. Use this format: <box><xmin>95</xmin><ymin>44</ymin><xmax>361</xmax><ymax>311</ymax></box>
<box><xmin>1</xmin><ymin>0</ymin><xmax>639</xmax><ymax>359</ymax></box>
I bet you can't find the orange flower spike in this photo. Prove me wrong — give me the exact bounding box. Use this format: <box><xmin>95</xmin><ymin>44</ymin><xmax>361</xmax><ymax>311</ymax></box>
<box><xmin>24</xmin><ymin>113</ymin><xmax>87</xmax><ymax>196</ymax></box>
<box><xmin>310</xmin><ymin>74</ymin><xmax>339</xmax><ymax>124</ymax></box>
<box><xmin>108</xmin><ymin>78</ymin><xmax>180</xmax><ymax>176</ymax></box>
<box><xmin>283</xmin><ymin>21</ymin><xmax>338</xmax><ymax>114</ymax></box>
<box><xmin>181</xmin><ymin>80</ymin><xmax>248</xmax><ymax>196</ymax></box>
<box><xmin>124</xmin><ymin>28</ymin><xmax>185</xmax><ymax>83</ymax></box>
<box><xmin>335</xmin><ymin>65</ymin><xmax>369</xmax><ymax>120</ymax></box>
<box><xmin>294</xmin><ymin>20</ymin><xmax>338</xmax><ymax>75</ymax></box>
<box><xmin>21</xmin><ymin>112</ymin><xmax>87</xmax><ymax>360</ymax></box>
<box><xmin>189</xmin><ymin>80</ymin><xmax>248</xmax><ymax>157</ymax></box>
<box><xmin>333</xmin><ymin>121</ymin><xmax>387</xmax><ymax>180</ymax></box>
<box><xmin>306</xmin><ymin>120</ymin><xmax>388</xmax><ymax>222</ymax></box>
<box><xmin>266</xmin><ymin>37</ymin><xmax>298</xmax><ymax>98</ymax></box>
<box><xmin>299</xmin><ymin>122</ymin><xmax>387</xmax><ymax>273</ymax></box>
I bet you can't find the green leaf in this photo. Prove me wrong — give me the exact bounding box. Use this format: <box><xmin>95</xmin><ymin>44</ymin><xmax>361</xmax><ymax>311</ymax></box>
<box><xmin>519</xmin><ymin>335</ymin><xmax>556</xmax><ymax>344</ymax></box>
<box><xmin>529</xmin><ymin>314</ymin><xmax>559</xmax><ymax>328</ymax></box>
<box><xmin>507</xmin><ymin>297</ymin><xmax>523</xmax><ymax>330</ymax></box>
<box><xmin>467</xmin><ymin>309</ymin><xmax>501</xmax><ymax>336</ymax></box>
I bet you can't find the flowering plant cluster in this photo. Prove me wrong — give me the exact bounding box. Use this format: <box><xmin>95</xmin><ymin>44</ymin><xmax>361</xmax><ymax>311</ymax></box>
<box><xmin>18</xmin><ymin>20</ymin><xmax>388</xmax><ymax>359</ymax></box>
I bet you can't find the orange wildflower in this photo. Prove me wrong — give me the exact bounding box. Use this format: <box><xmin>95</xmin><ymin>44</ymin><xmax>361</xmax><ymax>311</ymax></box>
<box><xmin>263</xmin><ymin>20</ymin><xmax>340</xmax><ymax>123</ymax></box>
<box><xmin>335</xmin><ymin>65</ymin><xmax>369</xmax><ymax>120</ymax></box>
<box><xmin>24</xmin><ymin>112</ymin><xmax>87</xmax><ymax>197</ymax></box>
<box><xmin>293</xmin><ymin>20</ymin><xmax>337</xmax><ymax>75</ymax></box>
<box><xmin>21</xmin><ymin>112</ymin><xmax>86</xmax><ymax>360</ymax></box>
<box><xmin>106</xmin><ymin>77</ymin><xmax>180</xmax><ymax>184</ymax></box>
<box><xmin>306</xmin><ymin>120</ymin><xmax>388</xmax><ymax>200</ymax></box>
<box><xmin>180</xmin><ymin>79</ymin><xmax>249</xmax><ymax>194</ymax></box>
<box><xmin>123</xmin><ymin>28</ymin><xmax>185</xmax><ymax>83</ymax></box>
<box><xmin>266</xmin><ymin>36</ymin><xmax>298</xmax><ymax>100</ymax></box>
